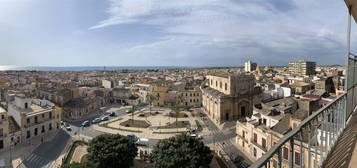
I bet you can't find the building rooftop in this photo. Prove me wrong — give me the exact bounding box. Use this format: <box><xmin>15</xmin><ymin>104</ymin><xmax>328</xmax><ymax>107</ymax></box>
<box><xmin>201</xmin><ymin>87</ymin><xmax>228</xmax><ymax>98</ymax></box>
<box><xmin>8</xmin><ymin>116</ymin><xmax>20</xmax><ymax>133</ymax></box>
<box><xmin>290</xmin><ymin>81</ymin><xmax>311</xmax><ymax>87</ymax></box>
<box><xmin>271</xmin><ymin>114</ymin><xmax>292</xmax><ymax>135</ymax></box>
<box><xmin>209</xmin><ymin>72</ymin><xmax>230</xmax><ymax>78</ymax></box>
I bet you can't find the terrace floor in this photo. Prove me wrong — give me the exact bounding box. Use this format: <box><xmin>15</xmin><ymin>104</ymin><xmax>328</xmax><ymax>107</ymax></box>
<box><xmin>323</xmin><ymin>112</ymin><xmax>357</xmax><ymax>168</ymax></box>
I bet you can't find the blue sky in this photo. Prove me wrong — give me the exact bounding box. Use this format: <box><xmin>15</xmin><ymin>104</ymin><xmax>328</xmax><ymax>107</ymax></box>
<box><xmin>0</xmin><ymin>0</ymin><xmax>355</xmax><ymax>67</ymax></box>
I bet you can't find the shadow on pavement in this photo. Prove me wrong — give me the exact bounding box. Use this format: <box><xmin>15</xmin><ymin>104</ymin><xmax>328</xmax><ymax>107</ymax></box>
<box><xmin>22</xmin><ymin>130</ymin><xmax>71</xmax><ymax>168</ymax></box>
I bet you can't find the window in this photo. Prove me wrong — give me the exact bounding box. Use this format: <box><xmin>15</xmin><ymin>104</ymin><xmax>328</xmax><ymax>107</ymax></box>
<box><xmin>1</xmin><ymin>115</ymin><xmax>4</xmax><ymax>120</ymax></box>
<box><xmin>283</xmin><ymin>147</ymin><xmax>289</xmax><ymax>160</ymax></box>
<box><xmin>216</xmin><ymin>81</ymin><xmax>218</xmax><ymax>87</ymax></box>
<box><xmin>253</xmin><ymin>147</ymin><xmax>257</xmax><ymax>157</ymax></box>
<box><xmin>35</xmin><ymin>116</ymin><xmax>38</xmax><ymax>123</ymax></box>
<box><xmin>220</xmin><ymin>82</ymin><xmax>222</xmax><ymax>88</ymax></box>
<box><xmin>273</xmin><ymin>160</ymin><xmax>277</xmax><ymax>167</ymax></box>
<box><xmin>262</xmin><ymin>138</ymin><xmax>266</xmax><ymax>149</ymax></box>
<box><xmin>0</xmin><ymin>129</ymin><xmax>3</xmax><ymax>137</ymax></box>
<box><xmin>242</xmin><ymin>131</ymin><xmax>245</xmax><ymax>139</ymax></box>
<box><xmin>42</xmin><ymin>114</ymin><xmax>45</xmax><ymax>118</ymax></box>
<box><xmin>24</xmin><ymin>102</ymin><xmax>28</xmax><ymax>109</ymax></box>
<box><xmin>34</xmin><ymin>128</ymin><xmax>38</xmax><ymax>136</ymax></box>
<box><xmin>295</xmin><ymin>152</ymin><xmax>300</xmax><ymax>165</ymax></box>
<box><xmin>225</xmin><ymin>83</ymin><xmax>227</xmax><ymax>90</ymax></box>
<box><xmin>27</xmin><ymin>118</ymin><xmax>30</xmax><ymax>124</ymax></box>
<box><xmin>41</xmin><ymin>125</ymin><xmax>45</xmax><ymax>133</ymax></box>
<box><xmin>49</xmin><ymin>123</ymin><xmax>52</xmax><ymax>130</ymax></box>
<box><xmin>26</xmin><ymin>131</ymin><xmax>31</xmax><ymax>138</ymax></box>
<box><xmin>242</xmin><ymin>141</ymin><xmax>245</xmax><ymax>148</ymax></box>
<box><xmin>253</xmin><ymin>133</ymin><xmax>257</xmax><ymax>143</ymax></box>
<box><xmin>0</xmin><ymin>140</ymin><xmax>3</xmax><ymax>149</ymax></box>
<box><xmin>241</xmin><ymin>106</ymin><xmax>246</xmax><ymax>116</ymax></box>
<box><xmin>49</xmin><ymin>112</ymin><xmax>52</xmax><ymax>119</ymax></box>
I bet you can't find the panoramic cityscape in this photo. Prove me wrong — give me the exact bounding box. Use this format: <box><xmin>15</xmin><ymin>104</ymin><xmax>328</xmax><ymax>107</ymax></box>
<box><xmin>1</xmin><ymin>0</ymin><xmax>357</xmax><ymax>168</ymax></box>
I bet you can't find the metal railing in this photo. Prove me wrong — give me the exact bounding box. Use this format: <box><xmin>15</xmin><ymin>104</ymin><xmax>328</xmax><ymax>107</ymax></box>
<box><xmin>250</xmin><ymin>93</ymin><xmax>347</xmax><ymax>168</ymax></box>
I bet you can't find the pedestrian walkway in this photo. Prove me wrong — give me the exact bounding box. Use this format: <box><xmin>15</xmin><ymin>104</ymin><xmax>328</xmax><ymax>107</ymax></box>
<box><xmin>92</xmin><ymin>107</ymin><xmax>200</xmax><ymax>139</ymax></box>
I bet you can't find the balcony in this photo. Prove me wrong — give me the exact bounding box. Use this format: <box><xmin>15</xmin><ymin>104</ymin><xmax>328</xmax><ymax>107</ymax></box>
<box><xmin>249</xmin><ymin>1</ymin><xmax>357</xmax><ymax>167</ymax></box>
<box><xmin>25</xmin><ymin>118</ymin><xmax>54</xmax><ymax>128</ymax></box>
<box><xmin>250</xmin><ymin>139</ymin><xmax>268</xmax><ymax>152</ymax></box>
<box><xmin>250</xmin><ymin>93</ymin><xmax>347</xmax><ymax>168</ymax></box>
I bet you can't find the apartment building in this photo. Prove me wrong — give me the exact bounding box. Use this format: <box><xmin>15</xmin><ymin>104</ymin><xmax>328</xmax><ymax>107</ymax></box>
<box><xmin>179</xmin><ymin>89</ymin><xmax>202</xmax><ymax>107</ymax></box>
<box><xmin>236</xmin><ymin>107</ymin><xmax>284</xmax><ymax>160</ymax></box>
<box><xmin>149</xmin><ymin>84</ymin><xmax>170</xmax><ymax>106</ymax></box>
<box><xmin>8</xmin><ymin>95</ymin><xmax>60</xmax><ymax>142</ymax></box>
<box><xmin>0</xmin><ymin>107</ymin><xmax>10</xmax><ymax>150</ymax></box>
<box><xmin>236</xmin><ymin>96</ymin><xmax>317</xmax><ymax>167</ymax></box>
<box><xmin>288</xmin><ymin>60</ymin><xmax>316</xmax><ymax>76</ymax></box>
<box><xmin>245</xmin><ymin>60</ymin><xmax>258</xmax><ymax>72</ymax></box>
<box><xmin>36</xmin><ymin>87</ymin><xmax>74</xmax><ymax>106</ymax></box>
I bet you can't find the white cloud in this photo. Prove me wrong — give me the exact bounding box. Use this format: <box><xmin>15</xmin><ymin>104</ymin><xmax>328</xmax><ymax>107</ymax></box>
<box><xmin>91</xmin><ymin>0</ymin><xmax>351</xmax><ymax>66</ymax></box>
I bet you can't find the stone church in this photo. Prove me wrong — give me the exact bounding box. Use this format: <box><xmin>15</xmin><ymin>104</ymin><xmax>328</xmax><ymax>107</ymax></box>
<box><xmin>201</xmin><ymin>72</ymin><xmax>261</xmax><ymax>125</ymax></box>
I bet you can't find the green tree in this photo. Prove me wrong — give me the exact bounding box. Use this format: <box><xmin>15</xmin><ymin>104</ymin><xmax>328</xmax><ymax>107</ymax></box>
<box><xmin>150</xmin><ymin>134</ymin><xmax>213</xmax><ymax>168</ymax></box>
<box><xmin>87</xmin><ymin>134</ymin><xmax>138</xmax><ymax>168</ymax></box>
<box><xmin>61</xmin><ymin>162</ymin><xmax>96</xmax><ymax>168</ymax></box>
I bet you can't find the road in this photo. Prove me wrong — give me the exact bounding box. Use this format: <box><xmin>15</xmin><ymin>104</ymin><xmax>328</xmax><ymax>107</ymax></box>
<box><xmin>20</xmin><ymin>130</ymin><xmax>70</xmax><ymax>168</ymax></box>
<box><xmin>21</xmin><ymin>105</ymin><xmax>247</xmax><ymax>167</ymax></box>
<box><xmin>65</xmin><ymin>105</ymin><xmax>160</xmax><ymax>148</ymax></box>
<box><xmin>196</xmin><ymin>108</ymin><xmax>253</xmax><ymax>165</ymax></box>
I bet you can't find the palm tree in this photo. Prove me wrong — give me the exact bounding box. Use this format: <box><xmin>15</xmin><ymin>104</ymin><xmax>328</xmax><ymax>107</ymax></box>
<box><xmin>146</xmin><ymin>94</ymin><xmax>157</xmax><ymax>115</ymax></box>
<box><xmin>131</xmin><ymin>105</ymin><xmax>136</xmax><ymax>125</ymax></box>
<box><xmin>171</xmin><ymin>94</ymin><xmax>184</xmax><ymax>131</ymax></box>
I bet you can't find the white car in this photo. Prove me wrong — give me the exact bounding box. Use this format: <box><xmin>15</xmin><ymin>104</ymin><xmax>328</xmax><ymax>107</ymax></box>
<box><xmin>65</xmin><ymin>125</ymin><xmax>72</xmax><ymax>131</ymax></box>
<box><xmin>92</xmin><ymin>118</ymin><xmax>102</xmax><ymax>124</ymax></box>
<box><xmin>191</xmin><ymin>134</ymin><xmax>203</xmax><ymax>140</ymax></box>
<box><xmin>101</xmin><ymin>116</ymin><xmax>109</xmax><ymax>121</ymax></box>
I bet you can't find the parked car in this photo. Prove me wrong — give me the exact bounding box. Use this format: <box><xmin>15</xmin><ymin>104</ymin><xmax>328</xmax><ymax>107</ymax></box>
<box><xmin>197</xmin><ymin>135</ymin><xmax>203</xmax><ymax>140</ymax></box>
<box><xmin>127</xmin><ymin>134</ymin><xmax>139</xmax><ymax>142</ymax></box>
<box><xmin>190</xmin><ymin>134</ymin><xmax>203</xmax><ymax>140</ymax></box>
<box><xmin>109</xmin><ymin>112</ymin><xmax>116</xmax><ymax>117</ymax></box>
<box><xmin>65</xmin><ymin>125</ymin><xmax>72</xmax><ymax>131</ymax></box>
<box><xmin>125</xmin><ymin>109</ymin><xmax>133</xmax><ymax>114</ymax></box>
<box><xmin>101</xmin><ymin>116</ymin><xmax>109</xmax><ymax>121</ymax></box>
<box><xmin>81</xmin><ymin>120</ymin><xmax>90</xmax><ymax>127</ymax></box>
<box><xmin>92</xmin><ymin>118</ymin><xmax>101</xmax><ymax>124</ymax></box>
<box><xmin>61</xmin><ymin>121</ymin><xmax>65</xmax><ymax>125</ymax></box>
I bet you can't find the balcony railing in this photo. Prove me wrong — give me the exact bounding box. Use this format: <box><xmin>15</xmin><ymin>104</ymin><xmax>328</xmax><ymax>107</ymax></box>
<box><xmin>250</xmin><ymin>93</ymin><xmax>347</xmax><ymax>168</ymax></box>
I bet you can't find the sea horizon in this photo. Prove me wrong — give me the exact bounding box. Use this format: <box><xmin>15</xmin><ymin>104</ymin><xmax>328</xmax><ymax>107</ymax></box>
<box><xmin>0</xmin><ymin>65</ymin><xmax>221</xmax><ymax>71</ymax></box>
<box><xmin>0</xmin><ymin>64</ymin><xmax>343</xmax><ymax>72</ymax></box>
